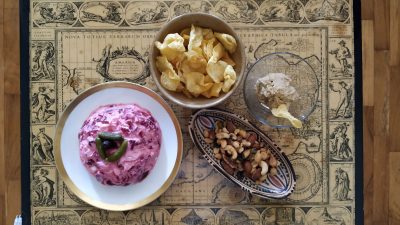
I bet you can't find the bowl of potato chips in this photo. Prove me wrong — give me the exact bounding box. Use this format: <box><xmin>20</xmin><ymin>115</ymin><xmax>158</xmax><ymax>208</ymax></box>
<box><xmin>149</xmin><ymin>13</ymin><xmax>246</xmax><ymax>109</ymax></box>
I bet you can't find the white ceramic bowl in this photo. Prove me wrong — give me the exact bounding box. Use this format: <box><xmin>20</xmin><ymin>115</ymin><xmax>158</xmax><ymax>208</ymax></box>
<box><xmin>54</xmin><ymin>82</ymin><xmax>183</xmax><ymax>211</ymax></box>
<box><xmin>149</xmin><ymin>13</ymin><xmax>246</xmax><ymax>109</ymax></box>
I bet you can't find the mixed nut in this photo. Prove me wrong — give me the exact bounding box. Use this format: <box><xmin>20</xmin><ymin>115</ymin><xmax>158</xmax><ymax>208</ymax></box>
<box><xmin>204</xmin><ymin>121</ymin><xmax>279</xmax><ymax>184</ymax></box>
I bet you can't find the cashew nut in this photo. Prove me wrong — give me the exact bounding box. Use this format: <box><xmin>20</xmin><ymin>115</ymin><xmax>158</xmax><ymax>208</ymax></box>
<box><xmin>217</xmin><ymin>139</ymin><xmax>227</xmax><ymax>148</ymax></box>
<box><xmin>238</xmin><ymin>147</ymin><xmax>244</xmax><ymax>153</ymax></box>
<box><xmin>269</xmin><ymin>156</ymin><xmax>278</xmax><ymax>167</ymax></box>
<box><xmin>230</xmin><ymin>133</ymin><xmax>237</xmax><ymax>140</ymax></box>
<box><xmin>238</xmin><ymin>129</ymin><xmax>247</xmax><ymax>138</ymax></box>
<box><xmin>213</xmin><ymin>148</ymin><xmax>220</xmax><ymax>154</ymax></box>
<box><xmin>260</xmin><ymin>160</ymin><xmax>269</xmax><ymax>175</ymax></box>
<box><xmin>241</xmin><ymin>140</ymin><xmax>251</xmax><ymax>147</ymax></box>
<box><xmin>243</xmin><ymin>149</ymin><xmax>251</xmax><ymax>158</ymax></box>
<box><xmin>225</xmin><ymin>145</ymin><xmax>238</xmax><ymax>159</ymax></box>
<box><xmin>203</xmin><ymin>129</ymin><xmax>210</xmax><ymax>138</ymax></box>
<box><xmin>270</xmin><ymin>167</ymin><xmax>278</xmax><ymax>176</ymax></box>
<box><xmin>232</xmin><ymin>141</ymin><xmax>240</xmax><ymax>149</ymax></box>
<box><xmin>222</xmin><ymin>127</ymin><xmax>229</xmax><ymax>133</ymax></box>
<box><xmin>254</xmin><ymin>150</ymin><xmax>262</xmax><ymax>163</ymax></box>
<box><xmin>260</xmin><ymin>151</ymin><xmax>269</xmax><ymax>160</ymax></box>
<box><xmin>234</xmin><ymin>129</ymin><xmax>240</xmax><ymax>135</ymax></box>
<box><xmin>205</xmin><ymin>138</ymin><xmax>213</xmax><ymax>144</ymax></box>
<box><xmin>216</xmin><ymin>132</ymin><xmax>229</xmax><ymax>139</ymax></box>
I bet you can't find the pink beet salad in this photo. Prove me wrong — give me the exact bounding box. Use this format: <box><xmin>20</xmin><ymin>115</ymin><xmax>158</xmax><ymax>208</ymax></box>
<box><xmin>78</xmin><ymin>103</ymin><xmax>162</xmax><ymax>186</ymax></box>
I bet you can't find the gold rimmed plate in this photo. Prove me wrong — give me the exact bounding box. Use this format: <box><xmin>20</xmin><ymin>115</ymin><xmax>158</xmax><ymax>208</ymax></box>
<box><xmin>54</xmin><ymin>82</ymin><xmax>183</xmax><ymax>211</ymax></box>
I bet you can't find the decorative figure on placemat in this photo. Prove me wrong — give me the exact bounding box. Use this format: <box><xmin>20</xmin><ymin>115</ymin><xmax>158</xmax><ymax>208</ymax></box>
<box><xmin>219</xmin><ymin>210</ymin><xmax>254</xmax><ymax>225</ymax></box>
<box><xmin>218</xmin><ymin>6</ymin><xmax>237</xmax><ymax>20</ymax></box>
<box><xmin>318</xmin><ymin>0</ymin><xmax>335</xmax><ymax>17</ymax></box>
<box><xmin>174</xmin><ymin>3</ymin><xmax>191</xmax><ymax>16</ymax></box>
<box><xmin>309</xmin><ymin>207</ymin><xmax>346</xmax><ymax>225</ymax></box>
<box><xmin>329</xmin><ymin>81</ymin><xmax>352</xmax><ymax>119</ymax></box>
<box><xmin>39</xmin><ymin>6</ymin><xmax>56</xmax><ymax>21</ymax></box>
<box><xmin>333</xmin><ymin>168</ymin><xmax>351</xmax><ymax>201</ymax></box>
<box><xmin>35</xmin><ymin>3</ymin><xmax>77</xmax><ymax>26</ymax></box>
<box><xmin>62</xmin><ymin>65</ymin><xmax>80</xmax><ymax>95</ymax></box>
<box><xmin>93</xmin><ymin>44</ymin><xmax>149</xmax><ymax>83</ymax></box>
<box><xmin>99</xmin><ymin>211</ymin><xmax>111</xmax><ymax>225</ymax></box>
<box><xmin>128</xmin><ymin>2</ymin><xmax>168</xmax><ymax>23</ymax></box>
<box><xmin>152</xmin><ymin>3</ymin><xmax>168</xmax><ymax>22</ymax></box>
<box><xmin>216</xmin><ymin>0</ymin><xmax>257</xmax><ymax>22</ymax></box>
<box><xmin>32</xmin><ymin>128</ymin><xmax>54</xmax><ymax>163</ymax></box>
<box><xmin>32</xmin><ymin>136</ymin><xmax>46</xmax><ymax>163</ymax></box>
<box><xmin>200</xmin><ymin>1</ymin><xmax>212</xmax><ymax>13</ymax></box>
<box><xmin>57</xmin><ymin>3</ymin><xmax>76</xmax><ymax>21</ymax></box>
<box><xmin>330</xmin><ymin>123</ymin><xmax>352</xmax><ymax>161</ymax></box>
<box><xmin>329</xmin><ymin>40</ymin><xmax>352</xmax><ymax>75</ymax></box>
<box><xmin>32</xmin><ymin>42</ymin><xmax>55</xmax><ymax>80</ymax></box>
<box><xmin>33</xmin><ymin>168</ymin><xmax>55</xmax><ymax>206</ymax></box>
<box><xmin>286</xmin><ymin>0</ymin><xmax>301</xmax><ymax>22</ymax></box>
<box><xmin>276</xmin><ymin>208</ymin><xmax>299</xmax><ymax>225</ymax></box>
<box><xmin>181</xmin><ymin>209</ymin><xmax>204</xmax><ymax>225</ymax></box>
<box><xmin>94</xmin><ymin>44</ymin><xmax>112</xmax><ymax>77</ymax></box>
<box><xmin>80</xmin><ymin>2</ymin><xmax>122</xmax><ymax>25</ymax></box>
<box><xmin>306</xmin><ymin>0</ymin><xmax>349</xmax><ymax>23</ymax></box>
<box><xmin>32</xmin><ymin>87</ymin><xmax>56</xmax><ymax>123</ymax></box>
<box><xmin>105</xmin><ymin>3</ymin><xmax>122</xmax><ymax>23</ymax></box>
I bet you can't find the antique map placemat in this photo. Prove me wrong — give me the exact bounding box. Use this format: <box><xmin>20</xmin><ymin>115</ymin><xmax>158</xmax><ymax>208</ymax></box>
<box><xmin>21</xmin><ymin>0</ymin><xmax>363</xmax><ymax>224</ymax></box>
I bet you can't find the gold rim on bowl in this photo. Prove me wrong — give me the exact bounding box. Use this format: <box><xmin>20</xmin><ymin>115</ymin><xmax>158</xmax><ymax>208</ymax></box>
<box><xmin>54</xmin><ymin>81</ymin><xmax>183</xmax><ymax>211</ymax></box>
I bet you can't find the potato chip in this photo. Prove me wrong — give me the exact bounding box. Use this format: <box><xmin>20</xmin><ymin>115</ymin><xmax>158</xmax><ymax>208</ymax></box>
<box><xmin>179</xmin><ymin>57</ymin><xmax>206</xmax><ymax>74</ymax></box>
<box><xmin>204</xmin><ymin>75</ymin><xmax>214</xmax><ymax>83</ymax></box>
<box><xmin>222</xmin><ymin>65</ymin><xmax>237</xmax><ymax>93</ymax></box>
<box><xmin>156</xmin><ymin>56</ymin><xmax>181</xmax><ymax>91</ymax></box>
<box><xmin>209</xmin><ymin>43</ymin><xmax>226</xmax><ymax>64</ymax></box>
<box><xmin>156</xmin><ymin>33</ymin><xmax>186</xmax><ymax>62</ymax></box>
<box><xmin>201</xmin><ymin>82</ymin><xmax>223</xmax><ymax>98</ymax></box>
<box><xmin>202</xmin><ymin>28</ymin><xmax>214</xmax><ymax>40</ymax></box>
<box><xmin>185</xmin><ymin>50</ymin><xmax>207</xmax><ymax>70</ymax></box>
<box><xmin>202</xmin><ymin>38</ymin><xmax>216</xmax><ymax>61</ymax></box>
<box><xmin>206</xmin><ymin>60</ymin><xmax>228</xmax><ymax>83</ymax></box>
<box><xmin>156</xmin><ymin>56</ymin><xmax>174</xmax><ymax>73</ymax></box>
<box><xmin>180</xmin><ymin>28</ymin><xmax>191</xmax><ymax>46</ymax></box>
<box><xmin>188</xmin><ymin>25</ymin><xmax>203</xmax><ymax>53</ymax></box>
<box><xmin>180</xmin><ymin>28</ymin><xmax>191</xmax><ymax>37</ymax></box>
<box><xmin>160</xmin><ymin>71</ymin><xmax>181</xmax><ymax>91</ymax></box>
<box><xmin>271</xmin><ymin>104</ymin><xmax>302</xmax><ymax>128</ymax></box>
<box><xmin>172</xmin><ymin>53</ymin><xmax>186</xmax><ymax>69</ymax></box>
<box><xmin>221</xmin><ymin>52</ymin><xmax>236</xmax><ymax>67</ymax></box>
<box><xmin>178</xmin><ymin>59</ymin><xmax>191</xmax><ymax>74</ymax></box>
<box><xmin>215</xmin><ymin>32</ymin><xmax>237</xmax><ymax>54</ymax></box>
<box><xmin>184</xmin><ymin>72</ymin><xmax>213</xmax><ymax>95</ymax></box>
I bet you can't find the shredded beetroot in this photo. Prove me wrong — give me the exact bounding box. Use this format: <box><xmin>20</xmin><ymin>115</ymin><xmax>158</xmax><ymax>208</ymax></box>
<box><xmin>78</xmin><ymin>104</ymin><xmax>162</xmax><ymax>186</ymax></box>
